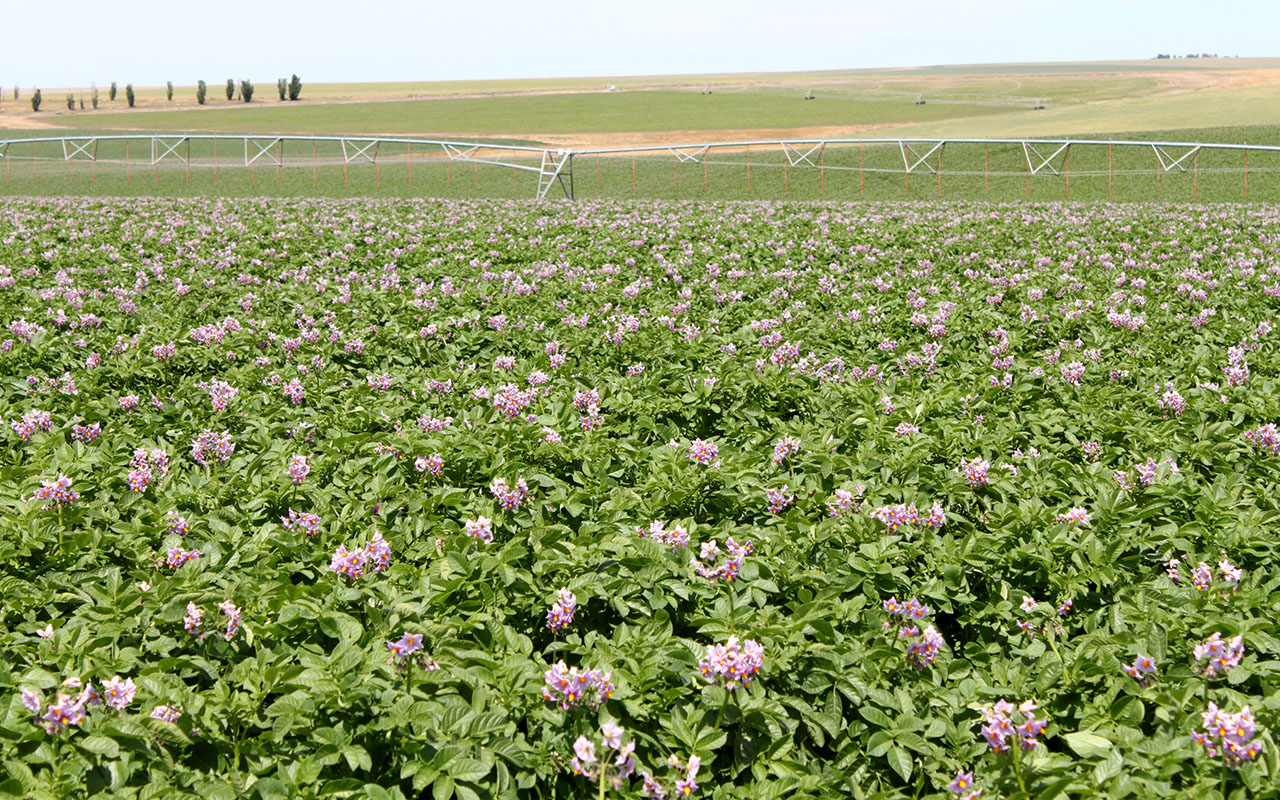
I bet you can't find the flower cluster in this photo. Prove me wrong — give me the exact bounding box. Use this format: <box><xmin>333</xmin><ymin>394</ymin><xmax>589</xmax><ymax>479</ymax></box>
<box><xmin>698</xmin><ymin>636</ymin><xmax>764</xmax><ymax>690</ymax></box>
<box><xmin>492</xmin><ymin>383</ymin><xmax>535</xmax><ymax>418</ymax></box>
<box><xmin>287</xmin><ymin>454</ymin><xmax>310</xmax><ymax>485</ymax></box>
<box><xmin>641</xmin><ymin>755</ymin><xmax>702</xmax><ymax>799</ymax></box>
<box><xmin>386</xmin><ymin>632</ymin><xmax>440</xmax><ymax>672</ymax></box>
<box><xmin>71</xmin><ymin>422</ymin><xmax>101</xmax><ymax>443</ymax></box>
<box><xmin>128</xmin><ymin>448</ymin><xmax>170</xmax><ymax>493</ymax></box>
<box><xmin>1060</xmin><ymin>361</ymin><xmax>1086</xmax><ymax>386</ymax></box>
<box><xmin>541</xmin><ymin>661</ymin><xmax>615</xmax><ymax>710</ymax></box>
<box><xmin>1122</xmin><ymin>654</ymin><xmax>1158</xmax><ymax>687</ymax></box>
<box><xmin>1056</xmin><ymin>506</ymin><xmax>1091</xmax><ymax>527</ymax></box>
<box><xmin>636</xmin><ymin>519</ymin><xmax>690</xmax><ymax>550</ymax></box>
<box><xmin>572</xmin><ymin>389</ymin><xmax>602</xmax><ymax>412</ymax></box>
<box><xmin>1114</xmin><ymin>457</ymin><xmax>1179</xmax><ymax>491</ymax></box>
<box><xmin>691</xmin><ymin>537</ymin><xmax>754</xmax><ymax>584</ymax></box>
<box><xmin>191</xmin><ymin>429</ymin><xmax>235</xmax><ymax>466</ymax></box>
<box><xmin>686</xmin><ymin>439</ymin><xmax>719</xmax><ymax>466</ymax></box>
<box><xmin>165</xmin><ymin>546</ymin><xmax>203</xmax><ymax>569</ymax></box>
<box><xmin>415</xmin><ymin>453</ymin><xmax>444</xmax><ymax>476</ymax></box>
<box><xmin>771</xmin><ymin>436</ymin><xmax>801</xmax><ymax>466</ymax></box>
<box><xmin>826</xmin><ymin>484</ymin><xmax>866</xmax><ymax>517</ymax></box>
<box><xmin>101</xmin><ymin>675</ymin><xmax>137</xmax><ymax>710</ymax></box>
<box><xmin>1194</xmin><ymin>703</ymin><xmax>1263</xmax><ymax>769</ymax></box>
<box><xmin>218</xmin><ymin>601</ymin><xmax>242</xmax><ymax>640</ymax></box>
<box><xmin>21</xmin><ymin>677</ymin><xmax>101</xmax><ymax>734</ymax></box>
<box><xmin>203</xmin><ymin>379</ymin><xmax>239</xmax><ymax>411</ymax></box>
<box><xmin>979</xmin><ymin>699</ymin><xmax>1048</xmax><ymax>753</ymax></box>
<box><xmin>764</xmin><ymin>485</ymin><xmax>794</xmax><ymax>513</ymax></box>
<box><xmin>329</xmin><ymin>533</ymin><xmax>391</xmax><ymax>579</ymax></box>
<box><xmin>186</xmin><ymin>600</ymin><xmax>241</xmax><ymax>641</ymax></box>
<box><xmin>417</xmin><ymin>415</ymin><xmax>453</xmax><ymax>432</ymax></box>
<box><xmin>1244</xmin><ymin>423</ymin><xmax>1280</xmax><ymax>456</ymax></box>
<box><xmin>1082</xmin><ymin>441</ymin><xmax>1101</xmax><ymax>461</ymax></box>
<box><xmin>32</xmin><ymin>474</ymin><xmax>79</xmax><ymax>508</ymax></box>
<box><xmin>1156</xmin><ymin>381</ymin><xmax>1186</xmax><ymax>415</ymax></box>
<box><xmin>869</xmin><ymin>501</ymin><xmax>946</xmax><ymax>532</ymax></box>
<box><xmin>1193</xmin><ymin>632</ymin><xmax>1245</xmax><ymax>679</ymax></box>
<box><xmin>1166</xmin><ymin>556</ymin><xmax>1242</xmax><ymax>593</ymax></box>
<box><xmin>884</xmin><ymin>596</ymin><xmax>946</xmax><ymax>668</ymax></box>
<box><xmin>571</xmin><ymin>723</ymin><xmax>636</xmax><ymax>790</ymax></box>
<box><xmin>883</xmin><ymin>595</ymin><xmax>931</xmax><ymax>620</ymax></box>
<box><xmin>11</xmin><ymin>409</ymin><xmax>53</xmax><ymax>441</ymax></box>
<box><xmin>961</xmin><ymin>457</ymin><xmax>990</xmax><ymax>487</ymax></box>
<box><xmin>465</xmin><ymin>516</ymin><xmax>494</xmax><ymax>544</ymax></box>
<box><xmin>282</xmin><ymin>378</ymin><xmax>305</xmax><ymax>405</ymax></box>
<box><xmin>545</xmin><ymin>588</ymin><xmax>578</xmax><ymax>632</ymax></box>
<box><xmin>280</xmin><ymin>508</ymin><xmax>321</xmax><ymax>536</ymax></box>
<box><xmin>490</xmin><ymin>477</ymin><xmax>530</xmax><ymax>509</ymax></box>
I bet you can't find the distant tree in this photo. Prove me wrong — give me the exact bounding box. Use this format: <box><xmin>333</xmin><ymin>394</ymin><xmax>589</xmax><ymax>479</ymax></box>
<box><xmin>196</xmin><ymin>80</ymin><xmax>207</xmax><ymax>105</ymax></box>
<box><xmin>91</xmin><ymin>85</ymin><xmax>99</xmax><ymax>109</ymax></box>
<box><xmin>31</xmin><ymin>89</ymin><xmax>41</xmax><ymax>112</ymax></box>
<box><xmin>166</xmin><ymin>81</ymin><xmax>173</xmax><ymax>101</ymax></box>
<box><xmin>240</xmin><ymin>80</ymin><xmax>254</xmax><ymax>103</ymax></box>
<box><xmin>109</xmin><ymin>82</ymin><xmax>116</xmax><ymax>101</ymax></box>
<box><xmin>66</xmin><ymin>93</ymin><xmax>75</xmax><ymax>111</ymax></box>
<box><xmin>288</xmin><ymin>74</ymin><xmax>302</xmax><ymax>101</ymax></box>
<box><xmin>126</xmin><ymin>84</ymin><xmax>135</xmax><ymax>107</ymax></box>
<box><xmin>226</xmin><ymin>79</ymin><xmax>235</xmax><ymax>101</ymax></box>
<box><xmin>15</xmin><ymin>86</ymin><xmax>20</xmax><ymax>100</ymax></box>
<box><xmin>277</xmin><ymin>77</ymin><xmax>287</xmax><ymax>101</ymax></box>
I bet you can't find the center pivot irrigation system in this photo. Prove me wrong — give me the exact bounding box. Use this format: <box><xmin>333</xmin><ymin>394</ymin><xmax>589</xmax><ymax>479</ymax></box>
<box><xmin>1</xmin><ymin>134</ymin><xmax>1279</xmax><ymax>199</ymax></box>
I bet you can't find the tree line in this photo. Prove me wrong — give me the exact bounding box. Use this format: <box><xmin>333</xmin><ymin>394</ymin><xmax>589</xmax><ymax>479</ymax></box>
<box><xmin>6</xmin><ymin>76</ymin><xmax>302</xmax><ymax>112</ymax></box>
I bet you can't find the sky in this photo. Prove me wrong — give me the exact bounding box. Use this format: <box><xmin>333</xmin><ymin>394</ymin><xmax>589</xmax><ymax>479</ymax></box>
<box><xmin>3</xmin><ymin>0</ymin><xmax>1278</xmax><ymax>88</ymax></box>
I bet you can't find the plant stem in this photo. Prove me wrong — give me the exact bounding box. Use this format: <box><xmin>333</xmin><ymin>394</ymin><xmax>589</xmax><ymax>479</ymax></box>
<box><xmin>727</xmin><ymin>584</ymin><xmax>737</xmax><ymax>635</ymax></box>
<box><xmin>597</xmin><ymin>751</ymin><xmax>609</xmax><ymax>800</ymax></box>
<box><xmin>712</xmin><ymin>692</ymin><xmax>729</xmax><ymax>731</ymax></box>
<box><xmin>1012</xmin><ymin>741</ymin><xmax>1028</xmax><ymax>796</ymax></box>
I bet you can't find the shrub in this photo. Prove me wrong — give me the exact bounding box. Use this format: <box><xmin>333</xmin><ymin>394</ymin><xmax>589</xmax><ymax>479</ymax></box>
<box><xmin>240</xmin><ymin>80</ymin><xmax>254</xmax><ymax>103</ymax></box>
<box><xmin>125</xmin><ymin>84</ymin><xmax>135</xmax><ymax>108</ymax></box>
<box><xmin>91</xmin><ymin>87</ymin><xmax>99</xmax><ymax>110</ymax></box>
<box><xmin>196</xmin><ymin>80</ymin><xmax>207</xmax><ymax>105</ymax></box>
<box><xmin>288</xmin><ymin>74</ymin><xmax>302</xmax><ymax>101</ymax></box>
<box><xmin>31</xmin><ymin>89</ymin><xmax>40</xmax><ymax>112</ymax></box>
<box><xmin>109</xmin><ymin>82</ymin><xmax>116</xmax><ymax>101</ymax></box>
<box><xmin>277</xmin><ymin>77</ymin><xmax>286</xmax><ymax>101</ymax></box>
<box><xmin>166</xmin><ymin>81</ymin><xmax>173</xmax><ymax>101</ymax></box>
<box><xmin>66</xmin><ymin>93</ymin><xmax>74</xmax><ymax>111</ymax></box>
<box><xmin>225</xmin><ymin>79</ymin><xmax>234</xmax><ymax>101</ymax></box>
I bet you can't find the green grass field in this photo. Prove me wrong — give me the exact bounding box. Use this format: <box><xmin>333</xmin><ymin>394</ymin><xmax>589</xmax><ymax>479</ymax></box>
<box><xmin>9</xmin><ymin>92</ymin><xmax>1012</xmax><ymax>137</ymax></box>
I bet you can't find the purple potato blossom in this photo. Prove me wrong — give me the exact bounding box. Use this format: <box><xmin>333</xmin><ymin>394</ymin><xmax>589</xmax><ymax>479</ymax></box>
<box><xmin>698</xmin><ymin>636</ymin><xmax>764</xmax><ymax>690</ymax></box>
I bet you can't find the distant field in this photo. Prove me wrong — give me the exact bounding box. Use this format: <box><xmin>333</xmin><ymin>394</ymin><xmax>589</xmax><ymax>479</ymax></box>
<box><xmin>4</xmin><ymin>92</ymin><xmax>1010</xmax><ymax>138</ymax></box>
<box><xmin>3</xmin><ymin>58</ymin><xmax>1279</xmax><ymax>203</ymax></box>
<box><xmin>3</xmin><ymin>57</ymin><xmax>1279</xmax><ymax>148</ymax></box>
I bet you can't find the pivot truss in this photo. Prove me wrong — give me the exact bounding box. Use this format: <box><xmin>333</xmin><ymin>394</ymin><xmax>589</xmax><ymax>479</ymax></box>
<box><xmin>0</xmin><ymin>134</ymin><xmax>1274</xmax><ymax>199</ymax></box>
